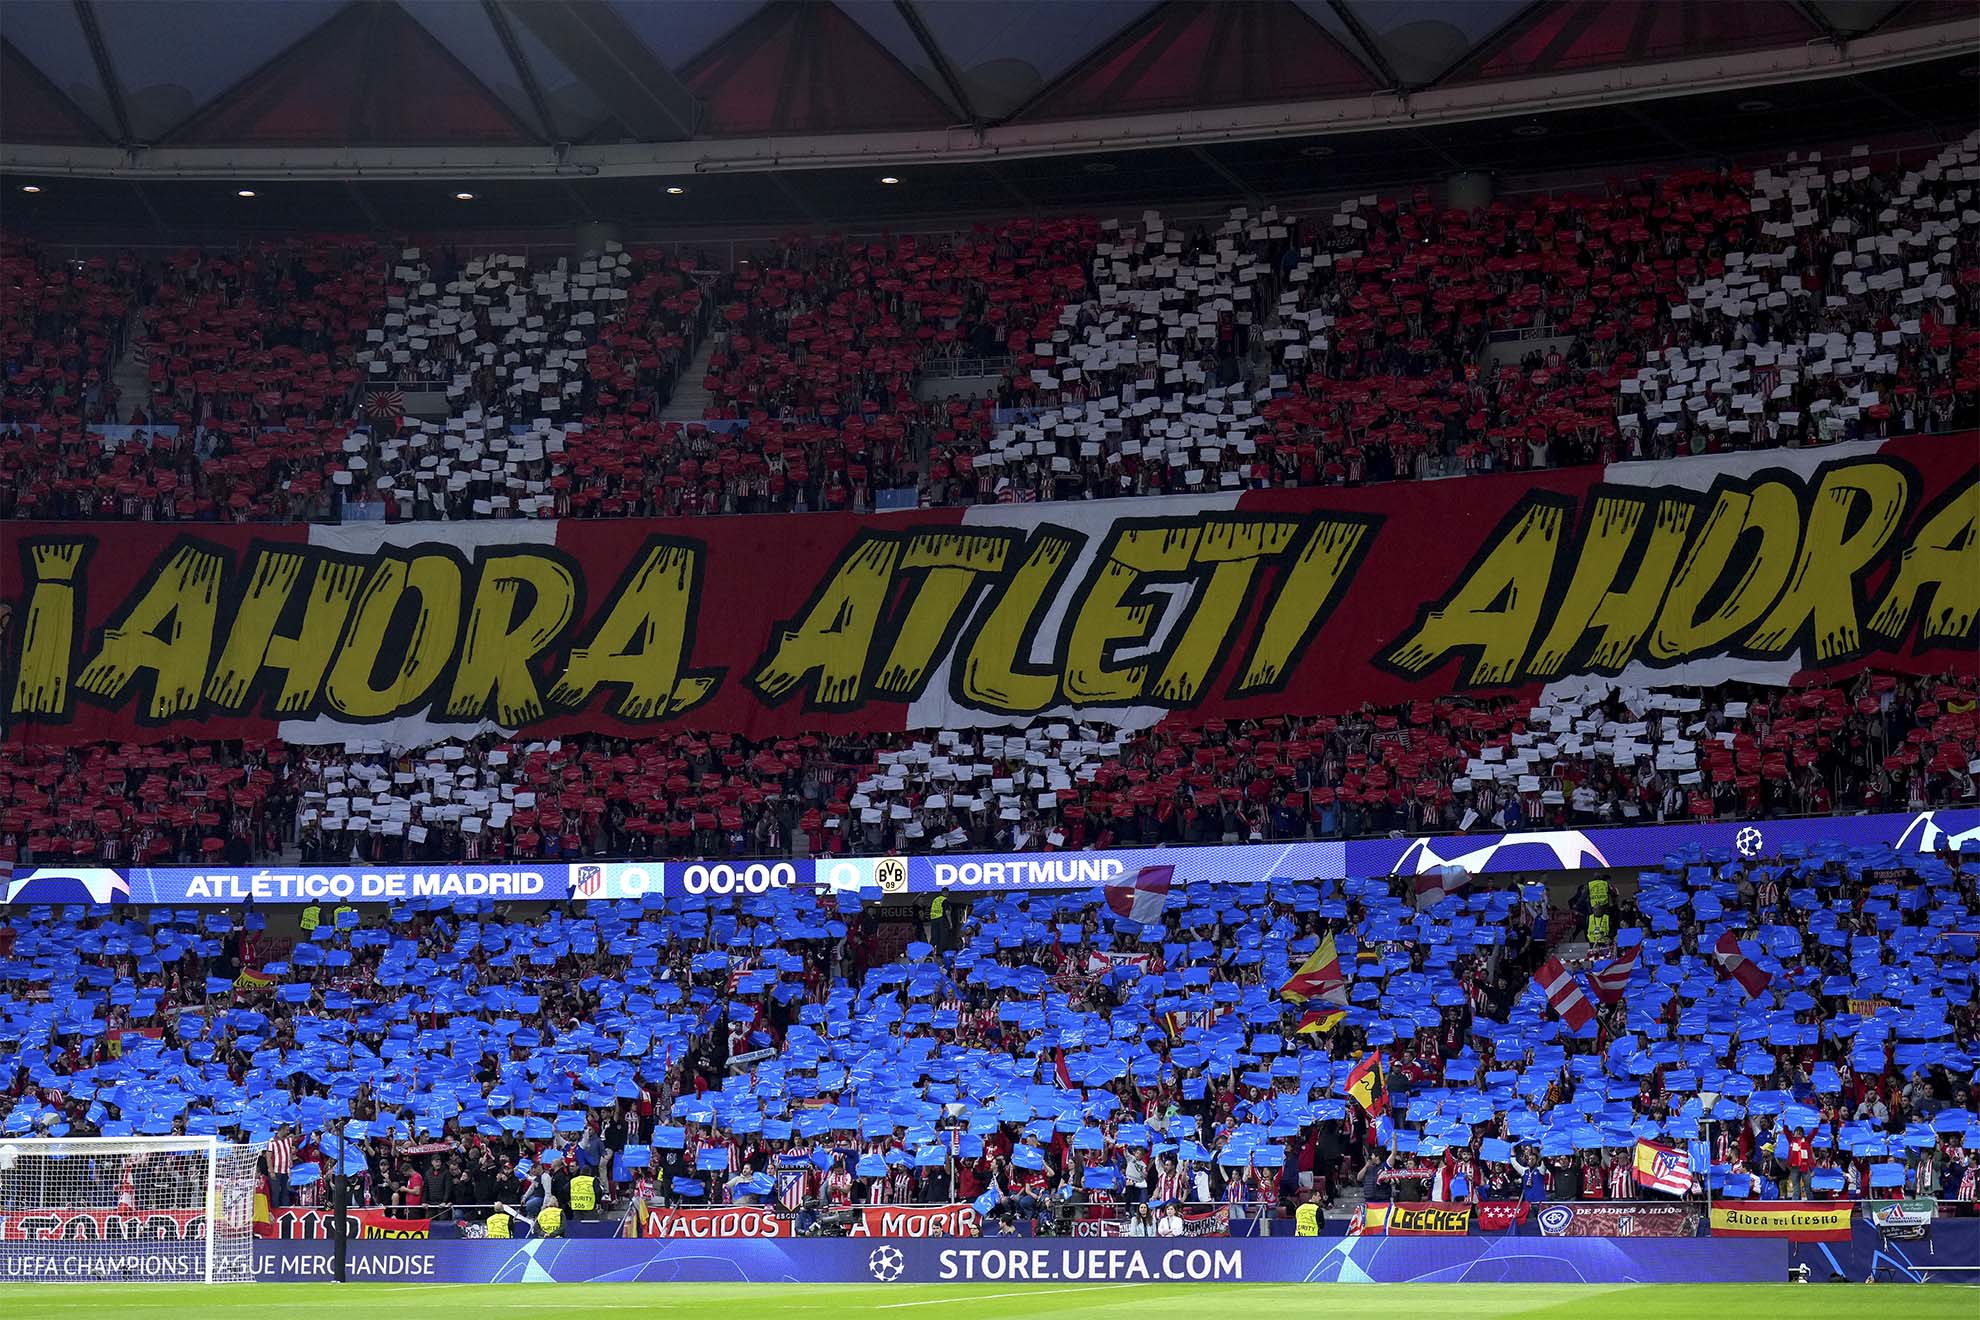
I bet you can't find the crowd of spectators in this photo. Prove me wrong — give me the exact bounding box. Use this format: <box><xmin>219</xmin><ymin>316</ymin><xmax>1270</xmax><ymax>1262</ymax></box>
<box><xmin>0</xmin><ymin>240</ymin><xmax>137</xmax><ymax>430</ymax></box>
<box><xmin>3</xmin><ymin>827</ymin><xmax>1975</xmax><ymax>1231</ymax></box>
<box><xmin>958</xmin><ymin>136</ymin><xmax>1977</xmax><ymax>503</ymax></box>
<box><xmin>5</xmin><ymin>670</ymin><xmax>1971</xmax><ymax>871</ymax></box>
<box><xmin>7</xmin><ymin>133</ymin><xmax>1969</xmax><ymax>524</ymax></box>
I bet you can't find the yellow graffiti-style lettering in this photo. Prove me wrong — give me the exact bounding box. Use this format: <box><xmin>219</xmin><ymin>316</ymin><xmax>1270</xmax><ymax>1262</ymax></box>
<box><xmin>872</xmin><ymin>531</ymin><xmax>1011</xmax><ymax>699</ymax></box>
<box><xmin>549</xmin><ymin>542</ymin><xmax>715</xmax><ymax>719</ymax></box>
<box><xmin>1151</xmin><ymin>519</ymin><xmax>1300</xmax><ymax>704</ymax></box>
<box><xmin>1527</xmin><ymin>495</ymin><xmax>1695</xmax><ymax>677</ymax></box>
<box><xmin>750</xmin><ymin>534</ymin><xmax>901</xmax><ymax>708</ymax></box>
<box><xmin>1235</xmin><ymin>518</ymin><xmax>1373</xmax><ymax>693</ymax></box>
<box><xmin>322</xmin><ymin>554</ymin><xmax>463</xmax><ymax>719</ymax></box>
<box><xmin>958</xmin><ymin>528</ymin><xmax>1084</xmax><ymax>715</ymax></box>
<box><xmin>1650</xmin><ymin>481</ymin><xmax>1800</xmax><ymax>660</ymax></box>
<box><xmin>1385</xmin><ymin>499</ymin><xmax>1567</xmax><ymax>687</ymax></box>
<box><xmin>1868</xmin><ymin>476</ymin><xmax>1978</xmax><ymax>647</ymax></box>
<box><xmin>444</xmin><ymin>554</ymin><xmax>577</xmax><ymax>724</ymax></box>
<box><xmin>1064</xmin><ymin>525</ymin><xmax>1197</xmax><ymax>705</ymax></box>
<box><xmin>9</xmin><ymin>540</ymin><xmax>87</xmax><ymax>718</ymax></box>
<box><xmin>1746</xmin><ymin>462</ymin><xmax>1910</xmax><ymax>660</ymax></box>
<box><xmin>74</xmin><ymin>542</ymin><xmax>225</xmax><ymax>720</ymax></box>
<box><xmin>205</xmin><ymin>550</ymin><xmax>366</xmax><ymax>714</ymax></box>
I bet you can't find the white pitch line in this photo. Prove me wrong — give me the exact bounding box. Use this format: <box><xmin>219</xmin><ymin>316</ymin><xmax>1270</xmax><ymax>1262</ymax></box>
<box><xmin>877</xmin><ymin>1282</ymin><xmax>1147</xmax><ymax>1308</ymax></box>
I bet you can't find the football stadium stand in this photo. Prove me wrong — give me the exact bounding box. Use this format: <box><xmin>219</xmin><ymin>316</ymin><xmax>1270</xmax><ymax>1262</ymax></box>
<box><xmin>2</xmin><ymin>3</ymin><xmax>1977</xmax><ymax>1289</ymax></box>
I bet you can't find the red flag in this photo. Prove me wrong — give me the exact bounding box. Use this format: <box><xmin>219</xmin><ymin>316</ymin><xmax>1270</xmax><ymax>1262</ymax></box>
<box><xmin>1532</xmin><ymin>956</ymin><xmax>1595</xmax><ymax>1031</ymax></box>
<box><xmin>1054</xmin><ymin>1047</ymin><xmax>1073</xmax><ymax>1089</ymax></box>
<box><xmin>1588</xmin><ymin>944</ymin><xmax>1638</xmax><ymax>1005</ymax></box>
<box><xmin>1411</xmin><ymin>866</ymin><xmax>1470</xmax><ymax>909</ymax></box>
<box><xmin>1713</xmin><ymin>930</ymin><xmax>1772</xmax><ymax>998</ymax></box>
<box><xmin>1278</xmin><ymin>933</ymin><xmax>1344</xmax><ymax>1002</ymax></box>
<box><xmin>1104</xmin><ymin>864</ymin><xmax>1173</xmax><ymax>925</ymax></box>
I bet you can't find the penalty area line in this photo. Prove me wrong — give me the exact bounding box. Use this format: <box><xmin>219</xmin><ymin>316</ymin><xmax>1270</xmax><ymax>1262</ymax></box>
<box><xmin>876</xmin><ymin>1282</ymin><xmax>1148</xmax><ymax>1308</ymax></box>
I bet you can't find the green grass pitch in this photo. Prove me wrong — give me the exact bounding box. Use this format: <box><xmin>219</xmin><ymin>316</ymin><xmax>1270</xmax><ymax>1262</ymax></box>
<box><xmin>9</xmin><ymin>1283</ymin><xmax>1977</xmax><ymax>1319</ymax></box>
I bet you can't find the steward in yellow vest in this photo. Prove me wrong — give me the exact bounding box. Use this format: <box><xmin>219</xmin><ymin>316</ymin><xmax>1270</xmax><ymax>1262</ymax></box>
<box><xmin>1295</xmin><ymin>1202</ymin><xmax>1320</xmax><ymax>1236</ymax></box>
<box><xmin>570</xmin><ymin>1174</ymin><xmax>596</xmax><ymax>1214</ymax></box>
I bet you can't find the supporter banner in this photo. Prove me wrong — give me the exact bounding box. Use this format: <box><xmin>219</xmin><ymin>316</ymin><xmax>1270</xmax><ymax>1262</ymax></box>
<box><xmin>0</xmin><ymin>1207</ymin><xmax>203</xmax><ymax>1241</ymax></box>
<box><xmin>639</xmin><ymin>1205</ymin><xmax>793</xmax><ymax>1238</ymax></box>
<box><xmin>4</xmin><ymin>437</ymin><xmax>1971</xmax><ymax>749</ymax></box>
<box><xmin>1863</xmin><ymin>1198</ymin><xmax>1936</xmax><ymax>1240</ymax></box>
<box><xmin>1353</xmin><ymin>1202</ymin><xmax>1472</xmax><ymax>1235</ymax></box>
<box><xmin>638</xmin><ymin>1204</ymin><xmax>979</xmax><ymax>1239</ymax></box>
<box><xmin>1475</xmin><ymin>1202</ymin><xmax>1531</xmax><ymax>1232</ymax></box>
<box><xmin>262</xmin><ymin>1207</ymin><xmax>431</xmax><ymax>1240</ymax></box>
<box><xmin>236</xmin><ymin>1235</ymin><xmax>1787</xmax><ymax>1284</ymax></box>
<box><xmin>1710</xmin><ymin>1200</ymin><xmax>1853</xmax><ymax>1242</ymax></box>
<box><xmin>1068</xmin><ymin>1207</ymin><xmax>1230</xmax><ymax>1237</ymax></box>
<box><xmin>8</xmin><ymin>806</ymin><xmax>1975</xmax><ymax>904</ymax></box>
<box><xmin>1534</xmin><ymin>1202</ymin><xmax>1700</xmax><ymax>1237</ymax></box>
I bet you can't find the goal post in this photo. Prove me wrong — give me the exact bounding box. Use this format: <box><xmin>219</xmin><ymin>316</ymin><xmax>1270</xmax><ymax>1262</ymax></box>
<box><xmin>0</xmin><ymin>1135</ymin><xmax>263</xmax><ymax>1283</ymax></box>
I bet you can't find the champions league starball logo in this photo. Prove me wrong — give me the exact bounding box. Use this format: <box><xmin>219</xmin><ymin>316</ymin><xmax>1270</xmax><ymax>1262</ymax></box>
<box><xmin>1393</xmin><ymin>829</ymin><xmax>1611</xmax><ymax>875</ymax></box>
<box><xmin>867</xmin><ymin>1245</ymin><xmax>906</xmax><ymax>1281</ymax></box>
<box><xmin>3</xmin><ymin>868</ymin><xmax>132</xmax><ymax>905</ymax></box>
<box><xmin>1734</xmin><ymin>826</ymin><xmax>1765</xmax><ymax>859</ymax></box>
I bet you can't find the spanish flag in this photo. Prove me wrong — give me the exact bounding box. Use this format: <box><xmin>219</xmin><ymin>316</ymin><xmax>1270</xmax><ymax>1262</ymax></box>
<box><xmin>1279</xmin><ymin>933</ymin><xmax>1345</xmax><ymax>1002</ymax></box>
<box><xmin>234</xmin><ymin>967</ymin><xmax>276</xmax><ymax>990</ymax></box>
<box><xmin>1344</xmin><ymin>1050</ymin><xmax>1388</xmax><ymax>1118</ymax></box>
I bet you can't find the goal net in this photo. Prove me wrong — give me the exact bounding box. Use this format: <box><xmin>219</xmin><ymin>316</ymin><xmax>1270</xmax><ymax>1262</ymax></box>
<box><xmin>0</xmin><ymin>1136</ymin><xmax>262</xmax><ymax>1283</ymax></box>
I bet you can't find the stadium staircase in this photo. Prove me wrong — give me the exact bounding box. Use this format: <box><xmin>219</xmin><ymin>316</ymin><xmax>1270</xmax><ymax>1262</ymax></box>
<box><xmin>110</xmin><ymin>313</ymin><xmax>152</xmax><ymax>421</ymax></box>
<box><xmin>659</xmin><ymin>330</ymin><xmax>723</xmax><ymax>422</ymax></box>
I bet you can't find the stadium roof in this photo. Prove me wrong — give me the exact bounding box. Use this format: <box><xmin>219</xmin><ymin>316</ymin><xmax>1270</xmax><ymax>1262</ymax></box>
<box><xmin>3</xmin><ymin>1</ymin><xmax>1976</xmax><ymax>234</ymax></box>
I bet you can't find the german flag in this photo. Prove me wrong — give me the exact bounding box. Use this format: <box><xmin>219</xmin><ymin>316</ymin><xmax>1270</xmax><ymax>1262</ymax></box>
<box><xmin>1279</xmin><ymin>933</ymin><xmax>1345</xmax><ymax>1002</ymax></box>
<box><xmin>1344</xmin><ymin>1050</ymin><xmax>1388</xmax><ymax>1118</ymax></box>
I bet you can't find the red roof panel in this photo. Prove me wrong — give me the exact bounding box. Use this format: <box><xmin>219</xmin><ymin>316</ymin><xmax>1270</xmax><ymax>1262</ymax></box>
<box><xmin>1016</xmin><ymin>0</ymin><xmax>1379</xmax><ymax>123</ymax></box>
<box><xmin>168</xmin><ymin>1</ymin><xmax>532</xmax><ymax>147</ymax></box>
<box><xmin>682</xmin><ymin>1</ymin><xmax>953</xmax><ymax>137</ymax></box>
<box><xmin>1451</xmin><ymin>0</ymin><xmax>1823</xmax><ymax>84</ymax></box>
<box><xmin>1</xmin><ymin>38</ymin><xmax>109</xmax><ymax>146</ymax></box>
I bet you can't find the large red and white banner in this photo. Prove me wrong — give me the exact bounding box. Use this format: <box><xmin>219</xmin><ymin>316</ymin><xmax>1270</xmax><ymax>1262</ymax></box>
<box><xmin>0</xmin><ymin>1207</ymin><xmax>203</xmax><ymax>1240</ymax></box>
<box><xmin>5</xmin><ymin>436</ymin><xmax>1971</xmax><ymax>748</ymax></box>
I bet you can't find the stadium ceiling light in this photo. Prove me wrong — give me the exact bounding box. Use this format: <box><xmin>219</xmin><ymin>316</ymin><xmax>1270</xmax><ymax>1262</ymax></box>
<box><xmin>878</xmin><ymin>175</ymin><xmax>901</xmax><ymax>185</ymax></box>
<box><xmin>236</xmin><ymin>189</ymin><xmax>256</xmax><ymax>198</ymax></box>
<box><xmin>666</xmin><ymin>185</ymin><xmax>686</xmax><ymax>195</ymax></box>
<box><xmin>20</xmin><ymin>185</ymin><xmax>42</xmax><ymax>193</ymax></box>
<box><xmin>455</xmin><ymin>191</ymin><xmax>476</xmax><ymax>200</ymax></box>
<box><xmin>1512</xmin><ymin>123</ymin><xmax>1549</xmax><ymax>138</ymax></box>
<box><xmin>1737</xmin><ymin>98</ymin><xmax>1774</xmax><ymax>113</ymax></box>
<box><xmin>1299</xmin><ymin>144</ymin><xmax>1335</xmax><ymax>159</ymax></box>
